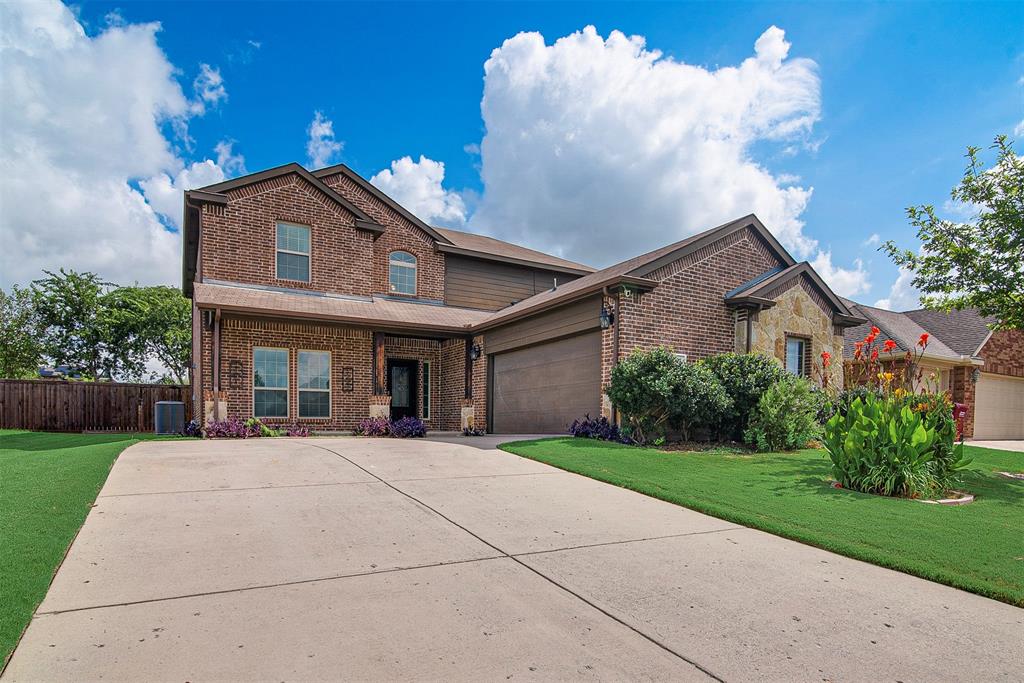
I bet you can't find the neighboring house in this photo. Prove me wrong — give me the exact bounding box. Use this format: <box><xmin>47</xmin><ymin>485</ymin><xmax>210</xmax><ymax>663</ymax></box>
<box><xmin>182</xmin><ymin>162</ymin><xmax>864</xmax><ymax>433</ymax></box>
<box><xmin>842</xmin><ymin>302</ymin><xmax>1024</xmax><ymax>440</ymax></box>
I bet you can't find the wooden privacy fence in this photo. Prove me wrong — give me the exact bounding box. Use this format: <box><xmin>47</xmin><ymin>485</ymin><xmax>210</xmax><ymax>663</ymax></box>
<box><xmin>0</xmin><ymin>379</ymin><xmax>192</xmax><ymax>433</ymax></box>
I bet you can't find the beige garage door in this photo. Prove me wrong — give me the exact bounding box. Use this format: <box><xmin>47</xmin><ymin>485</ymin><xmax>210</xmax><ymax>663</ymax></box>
<box><xmin>491</xmin><ymin>331</ymin><xmax>602</xmax><ymax>434</ymax></box>
<box><xmin>974</xmin><ymin>373</ymin><xmax>1024</xmax><ymax>440</ymax></box>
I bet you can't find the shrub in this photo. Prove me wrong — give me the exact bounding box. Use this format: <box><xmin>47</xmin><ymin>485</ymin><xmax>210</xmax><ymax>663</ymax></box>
<box><xmin>701</xmin><ymin>353</ymin><xmax>785</xmax><ymax>439</ymax></box>
<box><xmin>182</xmin><ymin>419</ymin><xmax>203</xmax><ymax>438</ymax></box>
<box><xmin>744</xmin><ymin>377</ymin><xmax>822</xmax><ymax>452</ymax></box>
<box><xmin>390</xmin><ymin>416</ymin><xmax>427</xmax><ymax>438</ymax></box>
<box><xmin>568</xmin><ymin>414</ymin><xmax>631</xmax><ymax>443</ymax></box>
<box><xmin>277</xmin><ymin>423</ymin><xmax>311</xmax><ymax>437</ymax></box>
<box><xmin>462</xmin><ymin>426</ymin><xmax>487</xmax><ymax>436</ymax></box>
<box><xmin>607</xmin><ymin>347</ymin><xmax>686</xmax><ymax>444</ymax></box>
<box><xmin>205</xmin><ymin>417</ymin><xmax>258</xmax><ymax>438</ymax></box>
<box><xmin>668</xmin><ymin>362</ymin><xmax>732</xmax><ymax>442</ymax></box>
<box><xmin>353</xmin><ymin>417</ymin><xmax>391</xmax><ymax>437</ymax></box>
<box><xmin>245</xmin><ymin>417</ymin><xmax>282</xmax><ymax>437</ymax></box>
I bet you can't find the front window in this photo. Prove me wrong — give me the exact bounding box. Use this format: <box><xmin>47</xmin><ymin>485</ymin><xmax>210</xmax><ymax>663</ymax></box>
<box><xmin>254</xmin><ymin>347</ymin><xmax>289</xmax><ymax>417</ymax></box>
<box><xmin>276</xmin><ymin>222</ymin><xmax>310</xmax><ymax>282</ymax></box>
<box><xmin>388</xmin><ymin>251</ymin><xmax>417</xmax><ymax>295</ymax></box>
<box><xmin>298</xmin><ymin>350</ymin><xmax>330</xmax><ymax>418</ymax></box>
<box><xmin>785</xmin><ymin>336</ymin><xmax>808</xmax><ymax>377</ymax></box>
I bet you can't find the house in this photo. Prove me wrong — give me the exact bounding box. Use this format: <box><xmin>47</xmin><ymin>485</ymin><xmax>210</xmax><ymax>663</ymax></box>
<box><xmin>182</xmin><ymin>161</ymin><xmax>865</xmax><ymax>433</ymax></box>
<box><xmin>842</xmin><ymin>301</ymin><xmax>1024</xmax><ymax>439</ymax></box>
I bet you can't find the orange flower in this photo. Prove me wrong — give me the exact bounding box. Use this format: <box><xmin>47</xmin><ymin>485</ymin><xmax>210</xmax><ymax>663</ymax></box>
<box><xmin>870</xmin><ymin>326</ymin><xmax>880</xmax><ymax>336</ymax></box>
<box><xmin>883</xmin><ymin>339</ymin><xmax>897</xmax><ymax>352</ymax></box>
<box><xmin>821</xmin><ymin>351</ymin><xmax>831</xmax><ymax>368</ymax></box>
<box><xmin>918</xmin><ymin>332</ymin><xmax>929</xmax><ymax>347</ymax></box>
<box><xmin>870</xmin><ymin>349</ymin><xmax>879</xmax><ymax>361</ymax></box>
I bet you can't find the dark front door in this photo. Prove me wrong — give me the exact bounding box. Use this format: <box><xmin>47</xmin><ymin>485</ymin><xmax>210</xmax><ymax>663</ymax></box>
<box><xmin>387</xmin><ymin>359</ymin><xmax>418</xmax><ymax>420</ymax></box>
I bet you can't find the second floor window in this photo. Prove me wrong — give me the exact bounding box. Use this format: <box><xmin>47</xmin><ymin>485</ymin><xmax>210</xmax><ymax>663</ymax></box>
<box><xmin>389</xmin><ymin>251</ymin><xmax>417</xmax><ymax>295</ymax></box>
<box><xmin>276</xmin><ymin>222</ymin><xmax>310</xmax><ymax>282</ymax></box>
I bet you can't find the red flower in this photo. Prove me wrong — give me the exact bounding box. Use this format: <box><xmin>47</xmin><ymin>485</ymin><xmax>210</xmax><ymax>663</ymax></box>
<box><xmin>870</xmin><ymin>349</ymin><xmax>879</xmax><ymax>361</ymax></box>
<box><xmin>870</xmin><ymin>326</ymin><xmax>880</xmax><ymax>336</ymax></box>
<box><xmin>821</xmin><ymin>351</ymin><xmax>831</xmax><ymax>368</ymax></box>
<box><xmin>918</xmin><ymin>333</ymin><xmax>929</xmax><ymax>347</ymax></box>
<box><xmin>883</xmin><ymin>339</ymin><xmax>897</xmax><ymax>352</ymax></box>
<box><xmin>864</xmin><ymin>331</ymin><xmax>877</xmax><ymax>345</ymax></box>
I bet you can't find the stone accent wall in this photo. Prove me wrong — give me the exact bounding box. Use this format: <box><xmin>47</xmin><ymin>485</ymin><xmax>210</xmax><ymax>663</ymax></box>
<box><xmin>614</xmin><ymin>227</ymin><xmax>785</xmax><ymax>362</ymax></box>
<box><xmin>200</xmin><ymin>174</ymin><xmax>373</xmax><ymax>295</ymax></box>
<box><xmin>319</xmin><ymin>173</ymin><xmax>446</xmax><ymax>301</ymax></box>
<box><xmin>749</xmin><ymin>279</ymin><xmax>845</xmax><ymax>388</ymax></box>
<box><xmin>979</xmin><ymin>329</ymin><xmax>1024</xmax><ymax>378</ymax></box>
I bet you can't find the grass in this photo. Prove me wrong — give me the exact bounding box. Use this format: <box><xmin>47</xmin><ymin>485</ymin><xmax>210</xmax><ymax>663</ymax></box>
<box><xmin>0</xmin><ymin>430</ymin><xmax>188</xmax><ymax>665</ymax></box>
<box><xmin>500</xmin><ymin>437</ymin><xmax>1024</xmax><ymax>607</ymax></box>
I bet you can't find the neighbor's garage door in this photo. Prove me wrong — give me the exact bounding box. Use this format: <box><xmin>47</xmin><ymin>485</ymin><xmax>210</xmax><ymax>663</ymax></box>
<box><xmin>491</xmin><ymin>331</ymin><xmax>601</xmax><ymax>433</ymax></box>
<box><xmin>974</xmin><ymin>373</ymin><xmax>1024</xmax><ymax>440</ymax></box>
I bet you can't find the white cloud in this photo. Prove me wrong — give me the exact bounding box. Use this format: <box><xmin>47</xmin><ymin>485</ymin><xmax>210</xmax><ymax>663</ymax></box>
<box><xmin>874</xmin><ymin>267</ymin><xmax>920</xmax><ymax>311</ymax></box>
<box><xmin>192</xmin><ymin>63</ymin><xmax>227</xmax><ymax>112</ymax></box>
<box><xmin>0</xmin><ymin>0</ymin><xmax>232</xmax><ymax>288</ymax></box>
<box><xmin>863</xmin><ymin>233</ymin><xmax>881</xmax><ymax>247</ymax></box>
<box><xmin>468</xmin><ymin>25</ymin><xmax>834</xmax><ymax>269</ymax></box>
<box><xmin>371</xmin><ymin>155</ymin><xmax>467</xmax><ymax>227</ymax></box>
<box><xmin>810</xmin><ymin>251</ymin><xmax>869</xmax><ymax>298</ymax></box>
<box><xmin>215</xmin><ymin>140</ymin><xmax>247</xmax><ymax>176</ymax></box>
<box><xmin>1015</xmin><ymin>120</ymin><xmax>1024</xmax><ymax>137</ymax></box>
<box><xmin>305</xmin><ymin>111</ymin><xmax>343</xmax><ymax>169</ymax></box>
<box><xmin>139</xmin><ymin>160</ymin><xmax>226</xmax><ymax>230</ymax></box>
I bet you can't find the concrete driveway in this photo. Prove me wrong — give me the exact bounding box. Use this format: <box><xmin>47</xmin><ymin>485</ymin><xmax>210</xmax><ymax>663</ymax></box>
<box><xmin>5</xmin><ymin>436</ymin><xmax>1022</xmax><ymax>681</ymax></box>
<box><xmin>968</xmin><ymin>439</ymin><xmax>1024</xmax><ymax>453</ymax></box>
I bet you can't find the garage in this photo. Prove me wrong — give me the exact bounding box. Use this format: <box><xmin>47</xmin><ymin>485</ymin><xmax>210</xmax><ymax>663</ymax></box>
<box><xmin>490</xmin><ymin>331</ymin><xmax>602</xmax><ymax>433</ymax></box>
<box><xmin>974</xmin><ymin>373</ymin><xmax>1024</xmax><ymax>440</ymax></box>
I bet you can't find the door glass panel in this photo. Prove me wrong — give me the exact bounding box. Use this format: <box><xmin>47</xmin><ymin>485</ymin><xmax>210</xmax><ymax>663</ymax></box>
<box><xmin>391</xmin><ymin>366</ymin><xmax>410</xmax><ymax>408</ymax></box>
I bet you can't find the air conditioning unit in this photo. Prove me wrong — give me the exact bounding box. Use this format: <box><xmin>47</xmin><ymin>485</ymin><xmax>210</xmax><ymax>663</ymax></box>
<box><xmin>154</xmin><ymin>401</ymin><xmax>186</xmax><ymax>435</ymax></box>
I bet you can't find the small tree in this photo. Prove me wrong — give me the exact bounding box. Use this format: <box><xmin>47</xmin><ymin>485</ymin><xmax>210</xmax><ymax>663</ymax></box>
<box><xmin>31</xmin><ymin>269</ymin><xmax>117</xmax><ymax>379</ymax></box>
<box><xmin>106</xmin><ymin>285</ymin><xmax>191</xmax><ymax>383</ymax></box>
<box><xmin>0</xmin><ymin>284</ymin><xmax>44</xmax><ymax>378</ymax></box>
<box><xmin>882</xmin><ymin>135</ymin><xmax>1023</xmax><ymax>329</ymax></box>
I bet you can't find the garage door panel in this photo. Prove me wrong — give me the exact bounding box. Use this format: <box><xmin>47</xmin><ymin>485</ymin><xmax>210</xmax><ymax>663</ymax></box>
<box><xmin>974</xmin><ymin>373</ymin><xmax>1024</xmax><ymax>440</ymax></box>
<box><xmin>492</xmin><ymin>332</ymin><xmax>601</xmax><ymax>434</ymax></box>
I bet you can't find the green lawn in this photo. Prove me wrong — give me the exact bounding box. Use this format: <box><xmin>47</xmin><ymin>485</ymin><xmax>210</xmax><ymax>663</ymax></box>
<box><xmin>0</xmin><ymin>430</ymin><xmax>187</xmax><ymax>665</ymax></box>
<box><xmin>500</xmin><ymin>437</ymin><xmax>1024</xmax><ymax>606</ymax></box>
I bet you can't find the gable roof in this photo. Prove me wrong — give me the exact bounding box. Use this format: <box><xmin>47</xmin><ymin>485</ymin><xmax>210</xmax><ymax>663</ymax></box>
<box><xmin>311</xmin><ymin>162</ymin><xmax>452</xmax><ymax>245</ymax></box>
<box><xmin>841</xmin><ymin>299</ymin><xmax>965</xmax><ymax>361</ymax></box>
<box><xmin>433</xmin><ymin>227</ymin><xmax>594</xmax><ymax>275</ymax></box>
<box><xmin>476</xmin><ymin>214</ymin><xmax>797</xmax><ymax>330</ymax></box>
<box><xmin>196</xmin><ymin>163</ymin><xmax>383</xmax><ymax>232</ymax></box>
<box><xmin>904</xmin><ymin>307</ymin><xmax>995</xmax><ymax>356</ymax></box>
<box><xmin>725</xmin><ymin>262</ymin><xmax>864</xmax><ymax>323</ymax></box>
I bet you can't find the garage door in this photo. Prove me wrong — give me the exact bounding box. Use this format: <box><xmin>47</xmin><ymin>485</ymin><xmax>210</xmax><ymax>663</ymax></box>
<box><xmin>974</xmin><ymin>373</ymin><xmax>1024</xmax><ymax>439</ymax></box>
<box><xmin>491</xmin><ymin>331</ymin><xmax>601</xmax><ymax>434</ymax></box>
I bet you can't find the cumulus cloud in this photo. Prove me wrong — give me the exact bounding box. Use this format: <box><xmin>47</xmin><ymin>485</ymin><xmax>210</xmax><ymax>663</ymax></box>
<box><xmin>192</xmin><ymin>63</ymin><xmax>227</xmax><ymax>112</ymax></box>
<box><xmin>447</xmin><ymin>23</ymin><xmax>865</xmax><ymax>296</ymax></box>
<box><xmin>863</xmin><ymin>233</ymin><xmax>881</xmax><ymax>247</ymax></box>
<box><xmin>810</xmin><ymin>251</ymin><xmax>870</xmax><ymax>298</ymax></box>
<box><xmin>215</xmin><ymin>140</ymin><xmax>247</xmax><ymax>176</ymax></box>
<box><xmin>370</xmin><ymin>156</ymin><xmax>467</xmax><ymax>227</ymax></box>
<box><xmin>305</xmin><ymin>111</ymin><xmax>343</xmax><ymax>169</ymax></box>
<box><xmin>874</xmin><ymin>267</ymin><xmax>920</xmax><ymax>311</ymax></box>
<box><xmin>0</xmin><ymin>0</ymin><xmax>231</xmax><ymax>287</ymax></box>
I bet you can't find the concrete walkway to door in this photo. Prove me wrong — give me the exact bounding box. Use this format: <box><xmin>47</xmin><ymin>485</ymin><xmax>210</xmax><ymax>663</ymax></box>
<box><xmin>4</xmin><ymin>436</ymin><xmax>1022</xmax><ymax>681</ymax></box>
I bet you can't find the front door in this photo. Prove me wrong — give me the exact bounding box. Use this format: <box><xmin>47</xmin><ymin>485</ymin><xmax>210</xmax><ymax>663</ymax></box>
<box><xmin>387</xmin><ymin>359</ymin><xmax>418</xmax><ymax>420</ymax></box>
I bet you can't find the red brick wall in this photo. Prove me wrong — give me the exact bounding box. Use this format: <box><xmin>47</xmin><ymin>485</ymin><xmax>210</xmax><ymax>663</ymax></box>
<box><xmin>202</xmin><ymin>316</ymin><xmax>373</xmax><ymax>431</ymax></box>
<box><xmin>951</xmin><ymin>366</ymin><xmax>977</xmax><ymax>439</ymax></box>
<box><xmin>616</xmin><ymin>227</ymin><xmax>785</xmax><ymax>362</ymax></box>
<box><xmin>383</xmin><ymin>336</ymin><xmax>442</xmax><ymax>429</ymax></box>
<box><xmin>200</xmin><ymin>173</ymin><xmax>374</xmax><ymax>295</ymax></box>
<box><xmin>980</xmin><ymin>330</ymin><xmax>1024</xmax><ymax>378</ymax></box>
<box><xmin>320</xmin><ymin>173</ymin><xmax>446</xmax><ymax>301</ymax></box>
<box><xmin>439</xmin><ymin>339</ymin><xmax>465</xmax><ymax>430</ymax></box>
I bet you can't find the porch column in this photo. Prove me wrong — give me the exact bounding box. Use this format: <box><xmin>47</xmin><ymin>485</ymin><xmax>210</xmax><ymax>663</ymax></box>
<box><xmin>369</xmin><ymin>331</ymin><xmax>391</xmax><ymax>418</ymax></box>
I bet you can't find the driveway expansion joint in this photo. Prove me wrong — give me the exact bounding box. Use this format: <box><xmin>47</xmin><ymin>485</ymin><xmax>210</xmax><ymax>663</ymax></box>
<box><xmin>512</xmin><ymin>526</ymin><xmax>743</xmax><ymax>558</ymax></box>
<box><xmin>97</xmin><ymin>480</ymin><xmax>379</xmax><ymax>498</ymax></box>
<box><xmin>308</xmin><ymin>441</ymin><xmax>727</xmax><ymax>683</ymax></box>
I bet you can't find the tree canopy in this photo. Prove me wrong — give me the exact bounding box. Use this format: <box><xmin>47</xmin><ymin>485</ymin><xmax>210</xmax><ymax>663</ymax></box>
<box><xmin>882</xmin><ymin>135</ymin><xmax>1023</xmax><ymax>329</ymax></box>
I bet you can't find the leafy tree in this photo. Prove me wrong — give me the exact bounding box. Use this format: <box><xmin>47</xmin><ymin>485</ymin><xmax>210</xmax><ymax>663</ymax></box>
<box><xmin>0</xmin><ymin>284</ymin><xmax>44</xmax><ymax>378</ymax></box>
<box><xmin>106</xmin><ymin>285</ymin><xmax>191</xmax><ymax>383</ymax></box>
<box><xmin>31</xmin><ymin>269</ymin><xmax>117</xmax><ymax>379</ymax></box>
<box><xmin>882</xmin><ymin>135</ymin><xmax>1023</xmax><ymax>329</ymax></box>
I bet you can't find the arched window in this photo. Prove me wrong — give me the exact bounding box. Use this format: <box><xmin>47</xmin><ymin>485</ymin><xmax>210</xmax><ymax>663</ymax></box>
<box><xmin>388</xmin><ymin>251</ymin><xmax>417</xmax><ymax>295</ymax></box>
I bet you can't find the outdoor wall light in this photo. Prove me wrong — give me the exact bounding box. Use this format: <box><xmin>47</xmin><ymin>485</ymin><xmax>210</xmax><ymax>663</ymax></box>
<box><xmin>599</xmin><ymin>304</ymin><xmax>615</xmax><ymax>329</ymax></box>
<box><xmin>469</xmin><ymin>344</ymin><xmax>482</xmax><ymax>361</ymax></box>
<box><xmin>971</xmin><ymin>368</ymin><xmax>981</xmax><ymax>384</ymax></box>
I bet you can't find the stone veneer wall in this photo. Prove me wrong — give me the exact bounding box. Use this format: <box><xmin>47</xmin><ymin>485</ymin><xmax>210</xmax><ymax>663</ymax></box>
<box><xmin>749</xmin><ymin>279</ymin><xmax>844</xmax><ymax>388</ymax></box>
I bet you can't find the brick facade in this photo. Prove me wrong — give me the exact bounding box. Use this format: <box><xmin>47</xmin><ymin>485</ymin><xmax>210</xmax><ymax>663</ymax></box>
<box><xmin>979</xmin><ymin>330</ymin><xmax>1024</xmax><ymax>378</ymax></box>
<box><xmin>200</xmin><ymin>174</ymin><xmax>374</xmax><ymax>295</ymax></box>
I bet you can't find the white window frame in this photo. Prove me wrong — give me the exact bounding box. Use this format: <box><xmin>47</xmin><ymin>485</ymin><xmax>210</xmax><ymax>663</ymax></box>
<box><xmin>297</xmin><ymin>349</ymin><xmax>331</xmax><ymax>419</ymax></box>
<box><xmin>785</xmin><ymin>336</ymin><xmax>808</xmax><ymax>377</ymax></box>
<box><xmin>421</xmin><ymin>360</ymin><xmax>431</xmax><ymax>420</ymax></box>
<box><xmin>388</xmin><ymin>250</ymin><xmax>417</xmax><ymax>295</ymax></box>
<box><xmin>253</xmin><ymin>346</ymin><xmax>289</xmax><ymax>418</ymax></box>
<box><xmin>275</xmin><ymin>222</ymin><xmax>311</xmax><ymax>283</ymax></box>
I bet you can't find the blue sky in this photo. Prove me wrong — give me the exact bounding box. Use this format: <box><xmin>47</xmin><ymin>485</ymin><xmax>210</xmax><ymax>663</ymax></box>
<box><xmin>2</xmin><ymin>1</ymin><xmax>1021</xmax><ymax>308</ymax></box>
